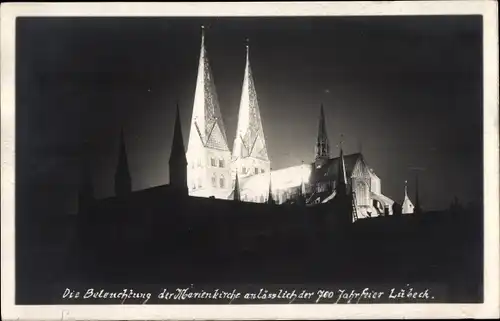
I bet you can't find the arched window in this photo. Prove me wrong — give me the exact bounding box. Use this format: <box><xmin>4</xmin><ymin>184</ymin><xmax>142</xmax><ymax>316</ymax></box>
<box><xmin>356</xmin><ymin>181</ymin><xmax>369</xmax><ymax>206</ymax></box>
<box><xmin>219</xmin><ymin>174</ymin><xmax>225</xmax><ymax>188</ymax></box>
<box><xmin>219</xmin><ymin>158</ymin><xmax>225</xmax><ymax>168</ymax></box>
<box><xmin>211</xmin><ymin>173</ymin><xmax>217</xmax><ymax>187</ymax></box>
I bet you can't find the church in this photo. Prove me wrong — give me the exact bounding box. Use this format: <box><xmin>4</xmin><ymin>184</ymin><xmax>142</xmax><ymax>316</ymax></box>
<box><xmin>79</xmin><ymin>27</ymin><xmax>417</xmax><ymax>222</ymax></box>
<box><xmin>184</xmin><ymin>27</ymin><xmax>408</xmax><ymax>219</ymax></box>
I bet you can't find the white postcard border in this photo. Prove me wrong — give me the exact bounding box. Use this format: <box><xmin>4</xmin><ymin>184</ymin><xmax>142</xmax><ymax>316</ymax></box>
<box><xmin>1</xmin><ymin>1</ymin><xmax>499</xmax><ymax>320</ymax></box>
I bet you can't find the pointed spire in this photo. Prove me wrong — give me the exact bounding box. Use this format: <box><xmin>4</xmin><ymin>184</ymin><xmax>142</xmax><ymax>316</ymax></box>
<box><xmin>315</xmin><ymin>104</ymin><xmax>330</xmax><ymax>166</ymax></box>
<box><xmin>170</xmin><ymin>103</ymin><xmax>187</xmax><ymax>159</ymax></box>
<box><xmin>245</xmin><ymin>37</ymin><xmax>250</xmax><ymax>61</ymax></box>
<box><xmin>300</xmin><ymin>160</ymin><xmax>306</xmax><ymax>196</ymax></box>
<box><xmin>201</xmin><ymin>25</ymin><xmax>205</xmax><ymax>48</ymax></box>
<box><xmin>338</xmin><ymin>135</ymin><xmax>347</xmax><ymax>184</ymax></box>
<box><xmin>402</xmin><ymin>179</ymin><xmax>415</xmax><ymax>214</ymax></box>
<box><xmin>233</xmin><ymin>173</ymin><xmax>241</xmax><ymax>201</ymax></box>
<box><xmin>169</xmin><ymin>103</ymin><xmax>188</xmax><ymax>193</ymax></box>
<box><xmin>336</xmin><ymin>135</ymin><xmax>347</xmax><ymax>195</ymax></box>
<box><xmin>232</xmin><ymin>39</ymin><xmax>269</xmax><ymax>162</ymax></box>
<box><xmin>187</xmin><ymin>25</ymin><xmax>229</xmax><ymax>153</ymax></box>
<box><xmin>115</xmin><ymin>128</ymin><xmax>132</xmax><ymax>196</ymax></box>
<box><xmin>267</xmin><ymin>169</ymin><xmax>274</xmax><ymax>204</ymax></box>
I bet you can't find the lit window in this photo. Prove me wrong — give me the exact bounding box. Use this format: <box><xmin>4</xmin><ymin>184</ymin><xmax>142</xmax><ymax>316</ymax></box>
<box><xmin>219</xmin><ymin>159</ymin><xmax>225</xmax><ymax>168</ymax></box>
<box><xmin>219</xmin><ymin>175</ymin><xmax>225</xmax><ymax>188</ymax></box>
<box><xmin>211</xmin><ymin>173</ymin><xmax>217</xmax><ymax>187</ymax></box>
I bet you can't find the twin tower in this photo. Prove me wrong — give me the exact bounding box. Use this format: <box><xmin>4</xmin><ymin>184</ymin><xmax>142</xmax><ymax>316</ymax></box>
<box><xmin>186</xmin><ymin>27</ymin><xmax>270</xmax><ymax>199</ymax></box>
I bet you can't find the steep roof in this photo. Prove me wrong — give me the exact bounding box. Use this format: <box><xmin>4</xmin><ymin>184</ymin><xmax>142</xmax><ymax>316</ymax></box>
<box><xmin>311</xmin><ymin>152</ymin><xmax>363</xmax><ymax>183</ymax></box>
<box><xmin>232</xmin><ymin>44</ymin><xmax>269</xmax><ymax>161</ymax></box>
<box><xmin>187</xmin><ymin>27</ymin><xmax>229</xmax><ymax>152</ymax></box>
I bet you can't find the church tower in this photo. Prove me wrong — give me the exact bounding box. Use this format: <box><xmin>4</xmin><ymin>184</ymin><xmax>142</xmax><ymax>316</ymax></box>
<box><xmin>169</xmin><ymin>104</ymin><xmax>188</xmax><ymax>195</ymax></box>
<box><xmin>315</xmin><ymin>104</ymin><xmax>330</xmax><ymax>169</ymax></box>
<box><xmin>114</xmin><ymin>129</ymin><xmax>132</xmax><ymax>196</ymax></box>
<box><xmin>186</xmin><ymin>26</ymin><xmax>232</xmax><ymax>199</ymax></box>
<box><xmin>231</xmin><ymin>41</ymin><xmax>270</xmax><ymax>181</ymax></box>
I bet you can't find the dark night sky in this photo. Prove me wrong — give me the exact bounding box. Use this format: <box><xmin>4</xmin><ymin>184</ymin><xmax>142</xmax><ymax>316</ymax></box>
<box><xmin>16</xmin><ymin>16</ymin><xmax>483</xmax><ymax>216</ymax></box>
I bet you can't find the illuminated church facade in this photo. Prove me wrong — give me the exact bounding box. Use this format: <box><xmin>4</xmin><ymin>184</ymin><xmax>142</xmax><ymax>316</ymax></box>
<box><xmin>185</xmin><ymin>28</ymin><xmax>404</xmax><ymax>219</ymax></box>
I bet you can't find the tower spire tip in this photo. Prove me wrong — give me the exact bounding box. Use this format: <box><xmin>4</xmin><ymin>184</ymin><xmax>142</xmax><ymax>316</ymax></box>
<box><xmin>245</xmin><ymin>38</ymin><xmax>250</xmax><ymax>60</ymax></box>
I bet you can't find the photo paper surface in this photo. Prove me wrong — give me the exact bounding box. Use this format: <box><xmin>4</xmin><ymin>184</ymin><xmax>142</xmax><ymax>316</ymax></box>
<box><xmin>1</xmin><ymin>1</ymin><xmax>499</xmax><ymax>320</ymax></box>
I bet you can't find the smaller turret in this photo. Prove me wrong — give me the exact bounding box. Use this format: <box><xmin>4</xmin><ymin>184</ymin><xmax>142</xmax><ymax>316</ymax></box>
<box><xmin>233</xmin><ymin>173</ymin><xmax>241</xmax><ymax>201</ymax></box>
<box><xmin>267</xmin><ymin>170</ymin><xmax>275</xmax><ymax>205</ymax></box>
<box><xmin>169</xmin><ymin>103</ymin><xmax>188</xmax><ymax>195</ymax></box>
<box><xmin>401</xmin><ymin>180</ymin><xmax>415</xmax><ymax>214</ymax></box>
<box><xmin>336</xmin><ymin>136</ymin><xmax>347</xmax><ymax>197</ymax></box>
<box><xmin>314</xmin><ymin>104</ymin><xmax>330</xmax><ymax>169</ymax></box>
